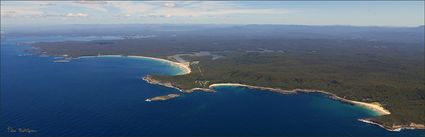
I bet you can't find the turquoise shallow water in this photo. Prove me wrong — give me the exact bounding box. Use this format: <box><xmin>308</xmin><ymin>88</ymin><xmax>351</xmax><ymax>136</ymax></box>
<box><xmin>1</xmin><ymin>36</ymin><xmax>424</xmax><ymax>137</ymax></box>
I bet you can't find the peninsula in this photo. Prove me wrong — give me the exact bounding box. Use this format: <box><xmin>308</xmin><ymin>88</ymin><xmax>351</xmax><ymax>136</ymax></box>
<box><xmin>30</xmin><ymin>25</ymin><xmax>424</xmax><ymax>131</ymax></box>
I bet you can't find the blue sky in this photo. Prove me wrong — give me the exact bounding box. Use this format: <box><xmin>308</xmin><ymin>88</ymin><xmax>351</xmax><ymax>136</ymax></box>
<box><xmin>1</xmin><ymin>1</ymin><xmax>424</xmax><ymax>26</ymax></box>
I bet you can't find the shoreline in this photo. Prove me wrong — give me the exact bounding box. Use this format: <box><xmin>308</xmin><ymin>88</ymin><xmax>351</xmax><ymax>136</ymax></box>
<box><xmin>56</xmin><ymin>54</ymin><xmax>192</xmax><ymax>75</ymax></box>
<box><xmin>208</xmin><ymin>83</ymin><xmax>425</xmax><ymax>131</ymax></box>
<box><xmin>144</xmin><ymin>77</ymin><xmax>423</xmax><ymax>131</ymax></box>
<box><xmin>208</xmin><ymin>83</ymin><xmax>391</xmax><ymax>115</ymax></box>
<box><xmin>142</xmin><ymin>79</ymin><xmax>391</xmax><ymax>116</ymax></box>
<box><xmin>50</xmin><ymin>54</ymin><xmax>422</xmax><ymax>132</ymax></box>
<box><xmin>358</xmin><ymin>119</ymin><xmax>425</xmax><ymax>131</ymax></box>
<box><xmin>127</xmin><ymin>55</ymin><xmax>191</xmax><ymax>75</ymax></box>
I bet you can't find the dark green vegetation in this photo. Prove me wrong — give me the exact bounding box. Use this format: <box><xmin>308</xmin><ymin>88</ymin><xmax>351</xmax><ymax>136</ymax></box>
<box><xmin>28</xmin><ymin>25</ymin><xmax>424</xmax><ymax>128</ymax></box>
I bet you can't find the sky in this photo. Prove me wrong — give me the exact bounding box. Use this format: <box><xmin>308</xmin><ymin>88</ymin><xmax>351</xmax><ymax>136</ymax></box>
<box><xmin>1</xmin><ymin>1</ymin><xmax>424</xmax><ymax>27</ymax></box>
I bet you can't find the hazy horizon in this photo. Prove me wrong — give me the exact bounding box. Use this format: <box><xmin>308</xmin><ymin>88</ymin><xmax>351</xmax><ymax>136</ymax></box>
<box><xmin>1</xmin><ymin>1</ymin><xmax>424</xmax><ymax>27</ymax></box>
<box><xmin>1</xmin><ymin>23</ymin><xmax>424</xmax><ymax>28</ymax></box>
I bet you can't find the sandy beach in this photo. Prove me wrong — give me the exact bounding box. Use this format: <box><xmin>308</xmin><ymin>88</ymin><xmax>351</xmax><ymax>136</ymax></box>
<box><xmin>63</xmin><ymin>54</ymin><xmax>191</xmax><ymax>75</ymax></box>
<box><xmin>348</xmin><ymin>100</ymin><xmax>390</xmax><ymax>115</ymax></box>
<box><xmin>127</xmin><ymin>55</ymin><xmax>191</xmax><ymax>75</ymax></box>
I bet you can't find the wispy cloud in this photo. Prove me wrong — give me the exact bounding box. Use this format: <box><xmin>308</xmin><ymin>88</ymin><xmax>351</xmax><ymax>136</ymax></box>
<box><xmin>163</xmin><ymin>2</ymin><xmax>176</xmax><ymax>8</ymax></box>
<box><xmin>107</xmin><ymin>1</ymin><xmax>296</xmax><ymax>18</ymax></box>
<box><xmin>71</xmin><ymin>1</ymin><xmax>109</xmax><ymax>12</ymax></box>
<box><xmin>107</xmin><ymin>1</ymin><xmax>156</xmax><ymax>16</ymax></box>
<box><xmin>74</xmin><ymin>0</ymin><xmax>108</xmax><ymax>5</ymax></box>
<box><xmin>65</xmin><ymin>12</ymin><xmax>89</xmax><ymax>17</ymax></box>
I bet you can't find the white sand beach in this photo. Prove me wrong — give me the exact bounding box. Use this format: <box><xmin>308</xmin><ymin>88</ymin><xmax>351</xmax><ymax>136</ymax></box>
<box><xmin>67</xmin><ymin>54</ymin><xmax>191</xmax><ymax>75</ymax></box>
<box><xmin>128</xmin><ymin>55</ymin><xmax>191</xmax><ymax>75</ymax></box>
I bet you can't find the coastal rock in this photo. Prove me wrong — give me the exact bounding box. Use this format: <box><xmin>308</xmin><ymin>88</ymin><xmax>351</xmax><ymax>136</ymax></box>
<box><xmin>358</xmin><ymin>119</ymin><xmax>425</xmax><ymax>131</ymax></box>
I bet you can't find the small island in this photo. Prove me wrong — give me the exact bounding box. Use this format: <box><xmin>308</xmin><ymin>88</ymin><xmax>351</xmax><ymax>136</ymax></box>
<box><xmin>145</xmin><ymin>94</ymin><xmax>181</xmax><ymax>102</ymax></box>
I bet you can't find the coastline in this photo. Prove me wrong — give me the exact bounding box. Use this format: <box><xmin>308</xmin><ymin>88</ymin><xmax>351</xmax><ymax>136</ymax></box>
<box><xmin>51</xmin><ymin>54</ymin><xmax>422</xmax><ymax>132</ymax></box>
<box><xmin>146</xmin><ymin>78</ymin><xmax>423</xmax><ymax>131</ymax></box>
<box><xmin>53</xmin><ymin>54</ymin><xmax>194</xmax><ymax>103</ymax></box>
<box><xmin>208</xmin><ymin>83</ymin><xmax>391</xmax><ymax>115</ymax></box>
<box><xmin>127</xmin><ymin>55</ymin><xmax>191</xmax><ymax>75</ymax></box>
<box><xmin>358</xmin><ymin>119</ymin><xmax>425</xmax><ymax>131</ymax></box>
<box><xmin>142</xmin><ymin>79</ymin><xmax>391</xmax><ymax>116</ymax></box>
<box><xmin>208</xmin><ymin>83</ymin><xmax>425</xmax><ymax>131</ymax></box>
<box><xmin>56</xmin><ymin>54</ymin><xmax>192</xmax><ymax>75</ymax></box>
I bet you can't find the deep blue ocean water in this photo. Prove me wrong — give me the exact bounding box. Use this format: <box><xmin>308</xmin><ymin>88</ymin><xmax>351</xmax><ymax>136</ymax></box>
<box><xmin>1</xmin><ymin>36</ymin><xmax>424</xmax><ymax>137</ymax></box>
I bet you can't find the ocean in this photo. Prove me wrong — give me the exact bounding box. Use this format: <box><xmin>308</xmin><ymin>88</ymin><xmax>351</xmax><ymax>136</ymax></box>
<box><xmin>1</xmin><ymin>36</ymin><xmax>424</xmax><ymax>137</ymax></box>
